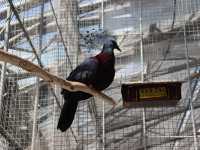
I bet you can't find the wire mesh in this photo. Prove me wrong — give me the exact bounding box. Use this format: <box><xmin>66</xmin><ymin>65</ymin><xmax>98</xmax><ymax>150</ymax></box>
<box><xmin>0</xmin><ymin>0</ymin><xmax>199</xmax><ymax>149</ymax></box>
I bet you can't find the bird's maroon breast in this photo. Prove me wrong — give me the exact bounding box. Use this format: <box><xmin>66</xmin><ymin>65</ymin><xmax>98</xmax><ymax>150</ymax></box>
<box><xmin>95</xmin><ymin>53</ymin><xmax>114</xmax><ymax>64</ymax></box>
<box><xmin>93</xmin><ymin>52</ymin><xmax>116</xmax><ymax>90</ymax></box>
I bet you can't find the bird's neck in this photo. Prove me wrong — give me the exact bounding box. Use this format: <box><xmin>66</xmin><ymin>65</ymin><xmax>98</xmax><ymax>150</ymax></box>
<box><xmin>102</xmin><ymin>47</ymin><xmax>113</xmax><ymax>54</ymax></box>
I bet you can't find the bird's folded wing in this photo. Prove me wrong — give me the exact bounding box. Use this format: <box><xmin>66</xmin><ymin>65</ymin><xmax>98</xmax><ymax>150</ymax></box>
<box><xmin>67</xmin><ymin>57</ymin><xmax>99</xmax><ymax>85</ymax></box>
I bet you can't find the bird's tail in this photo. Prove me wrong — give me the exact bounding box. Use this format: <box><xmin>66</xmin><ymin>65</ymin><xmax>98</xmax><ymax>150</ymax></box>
<box><xmin>57</xmin><ymin>98</ymin><xmax>78</xmax><ymax>132</ymax></box>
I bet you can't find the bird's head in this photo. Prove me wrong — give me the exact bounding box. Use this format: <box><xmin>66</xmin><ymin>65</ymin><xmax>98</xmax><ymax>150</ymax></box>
<box><xmin>102</xmin><ymin>40</ymin><xmax>121</xmax><ymax>53</ymax></box>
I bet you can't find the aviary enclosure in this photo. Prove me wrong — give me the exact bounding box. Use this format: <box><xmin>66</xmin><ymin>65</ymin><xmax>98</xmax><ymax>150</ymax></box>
<box><xmin>0</xmin><ymin>0</ymin><xmax>200</xmax><ymax>149</ymax></box>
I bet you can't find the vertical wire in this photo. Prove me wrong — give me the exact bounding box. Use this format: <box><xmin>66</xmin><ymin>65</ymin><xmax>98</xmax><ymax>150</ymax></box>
<box><xmin>31</xmin><ymin>0</ymin><xmax>44</xmax><ymax>149</ymax></box>
<box><xmin>183</xmin><ymin>19</ymin><xmax>198</xmax><ymax>150</ymax></box>
<box><xmin>139</xmin><ymin>0</ymin><xmax>147</xmax><ymax>149</ymax></box>
<box><xmin>101</xmin><ymin>0</ymin><xmax>105</xmax><ymax>149</ymax></box>
<box><xmin>0</xmin><ymin>5</ymin><xmax>10</xmax><ymax>120</ymax></box>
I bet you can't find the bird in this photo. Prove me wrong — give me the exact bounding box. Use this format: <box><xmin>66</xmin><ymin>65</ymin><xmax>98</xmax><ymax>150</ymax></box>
<box><xmin>57</xmin><ymin>39</ymin><xmax>121</xmax><ymax>132</ymax></box>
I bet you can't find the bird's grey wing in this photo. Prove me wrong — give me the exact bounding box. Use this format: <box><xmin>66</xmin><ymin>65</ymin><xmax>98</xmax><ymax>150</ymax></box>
<box><xmin>58</xmin><ymin>58</ymin><xmax>99</xmax><ymax>132</ymax></box>
<box><xmin>61</xmin><ymin>57</ymin><xmax>99</xmax><ymax>95</ymax></box>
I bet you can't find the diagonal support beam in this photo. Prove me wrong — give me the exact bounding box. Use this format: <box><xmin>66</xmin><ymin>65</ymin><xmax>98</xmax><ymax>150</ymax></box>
<box><xmin>7</xmin><ymin>0</ymin><xmax>43</xmax><ymax>67</ymax></box>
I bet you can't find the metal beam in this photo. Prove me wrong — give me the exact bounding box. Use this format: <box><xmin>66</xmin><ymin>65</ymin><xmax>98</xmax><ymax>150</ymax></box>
<box><xmin>105</xmin><ymin>104</ymin><xmax>200</xmax><ymax>133</ymax></box>
<box><xmin>7</xmin><ymin>0</ymin><xmax>43</xmax><ymax>67</ymax></box>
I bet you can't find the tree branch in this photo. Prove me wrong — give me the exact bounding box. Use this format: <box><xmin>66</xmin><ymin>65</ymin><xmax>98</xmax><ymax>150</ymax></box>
<box><xmin>0</xmin><ymin>50</ymin><xmax>116</xmax><ymax>106</ymax></box>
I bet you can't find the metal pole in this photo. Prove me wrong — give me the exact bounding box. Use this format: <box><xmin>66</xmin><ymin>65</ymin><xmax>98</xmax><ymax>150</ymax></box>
<box><xmin>140</xmin><ymin>10</ymin><xmax>144</xmax><ymax>82</ymax></box>
<box><xmin>31</xmin><ymin>0</ymin><xmax>44</xmax><ymax>149</ymax></box>
<box><xmin>139</xmin><ymin>1</ymin><xmax>147</xmax><ymax>149</ymax></box>
<box><xmin>101</xmin><ymin>0</ymin><xmax>104</xmax><ymax>30</ymax></box>
<box><xmin>101</xmin><ymin>0</ymin><xmax>105</xmax><ymax>149</ymax></box>
<box><xmin>102</xmin><ymin>100</ymin><xmax>105</xmax><ymax>150</ymax></box>
<box><xmin>31</xmin><ymin>77</ymin><xmax>40</xmax><ymax>150</ymax></box>
<box><xmin>0</xmin><ymin>5</ymin><xmax>10</xmax><ymax>120</ymax></box>
<box><xmin>183</xmin><ymin>22</ymin><xmax>198</xmax><ymax>150</ymax></box>
<box><xmin>52</xmin><ymin>85</ymin><xmax>57</xmax><ymax>149</ymax></box>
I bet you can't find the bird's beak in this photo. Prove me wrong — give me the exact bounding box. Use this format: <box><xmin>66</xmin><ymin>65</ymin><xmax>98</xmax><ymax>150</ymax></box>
<box><xmin>116</xmin><ymin>45</ymin><xmax>121</xmax><ymax>52</ymax></box>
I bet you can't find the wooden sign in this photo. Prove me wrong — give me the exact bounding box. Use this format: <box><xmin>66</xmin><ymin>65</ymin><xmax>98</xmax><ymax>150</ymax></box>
<box><xmin>121</xmin><ymin>81</ymin><xmax>182</xmax><ymax>108</ymax></box>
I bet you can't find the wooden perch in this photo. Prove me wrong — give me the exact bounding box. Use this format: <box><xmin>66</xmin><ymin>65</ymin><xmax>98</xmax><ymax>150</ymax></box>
<box><xmin>0</xmin><ymin>50</ymin><xmax>116</xmax><ymax>106</ymax></box>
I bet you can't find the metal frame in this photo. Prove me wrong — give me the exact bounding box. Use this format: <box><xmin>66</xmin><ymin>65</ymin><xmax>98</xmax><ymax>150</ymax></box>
<box><xmin>0</xmin><ymin>0</ymin><xmax>199</xmax><ymax>149</ymax></box>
